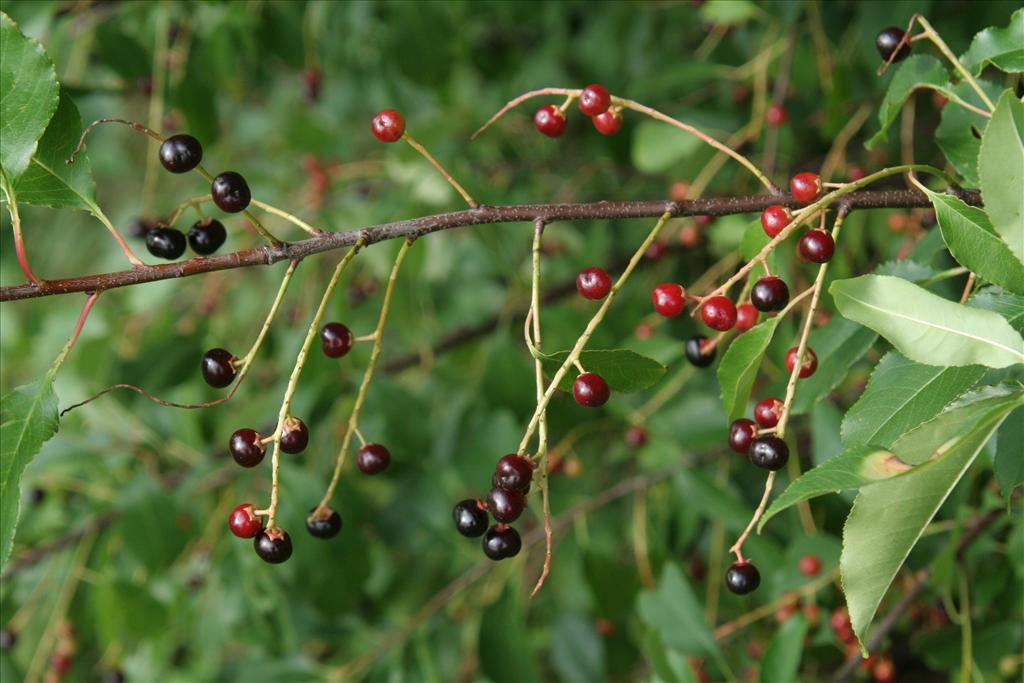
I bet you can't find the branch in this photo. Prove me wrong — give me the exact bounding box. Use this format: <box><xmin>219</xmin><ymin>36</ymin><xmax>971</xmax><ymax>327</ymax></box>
<box><xmin>0</xmin><ymin>189</ymin><xmax>978</xmax><ymax>303</ymax></box>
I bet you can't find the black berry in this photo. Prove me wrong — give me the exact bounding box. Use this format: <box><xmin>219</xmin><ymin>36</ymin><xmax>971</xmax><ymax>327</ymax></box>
<box><xmin>486</xmin><ymin>486</ymin><xmax>526</xmax><ymax>523</ymax></box>
<box><xmin>749</xmin><ymin>435</ymin><xmax>790</xmax><ymax>470</ymax></box>
<box><xmin>573</xmin><ymin>372</ymin><xmax>610</xmax><ymax>408</ymax></box>
<box><xmin>750</xmin><ymin>276</ymin><xmax>790</xmax><ymax>312</ymax></box>
<box><xmin>357</xmin><ymin>443</ymin><xmax>391</xmax><ymax>474</ymax></box>
<box><xmin>201</xmin><ymin>348</ymin><xmax>236</xmax><ymax>388</ymax></box>
<box><xmin>725</xmin><ymin>561</ymin><xmax>761</xmax><ymax>595</ymax></box>
<box><xmin>211</xmin><ymin>171</ymin><xmax>251</xmax><ymax>213</ymax></box>
<box><xmin>159</xmin><ymin>134</ymin><xmax>202</xmax><ymax>173</ymax></box>
<box><xmin>229</xmin><ymin>428</ymin><xmax>265</xmax><ymax>467</ymax></box>
<box><xmin>453</xmin><ymin>499</ymin><xmax>489</xmax><ymax>538</ymax></box>
<box><xmin>685</xmin><ymin>336</ymin><xmax>716</xmax><ymax>367</ymax></box>
<box><xmin>493</xmin><ymin>454</ymin><xmax>534</xmax><ymax>492</ymax></box>
<box><xmin>253</xmin><ymin>528</ymin><xmax>293</xmax><ymax>564</ymax></box>
<box><xmin>728</xmin><ymin>419</ymin><xmax>756</xmax><ymax>454</ymax></box>
<box><xmin>228</xmin><ymin>503</ymin><xmax>263</xmax><ymax>538</ymax></box>
<box><xmin>280</xmin><ymin>418</ymin><xmax>309</xmax><ymax>454</ymax></box>
<box><xmin>187</xmin><ymin>218</ymin><xmax>227</xmax><ymax>255</ymax></box>
<box><xmin>306</xmin><ymin>506</ymin><xmax>342</xmax><ymax>539</ymax></box>
<box><xmin>320</xmin><ymin>322</ymin><xmax>354</xmax><ymax>358</ymax></box>
<box><xmin>876</xmin><ymin>27</ymin><xmax>911</xmax><ymax>63</ymax></box>
<box><xmin>145</xmin><ymin>226</ymin><xmax>187</xmax><ymax>260</ymax></box>
<box><xmin>482</xmin><ymin>524</ymin><xmax>522</xmax><ymax>561</ymax></box>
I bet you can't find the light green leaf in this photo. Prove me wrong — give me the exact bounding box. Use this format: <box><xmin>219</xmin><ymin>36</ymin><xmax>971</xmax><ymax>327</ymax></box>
<box><xmin>700</xmin><ymin>0</ymin><xmax>760</xmax><ymax>25</ymax></box>
<box><xmin>0</xmin><ymin>11</ymin><xmax>59</xmax><ymax>182</ymax></box>
<box><xmin>637</xmin><ymin>563</ymin><xmax>721</xmax><ymax>659</ymax></box>
<box><xmin>960</xmin><ymin>8</ymin><xmax>1024</xmax><ymax>75</ymax></box>
<box><xmin>632</xmin><ymin>119</ymin><xmax>703</xmax><ymax>174</ymax></box>
<box><xmin>867</xmin><ymin>55</ymin><xmax>950</xmax><ymax>149</ymax></box>
<box><xmin>717</xmin><ymin>317</ymin><xmax>780</xmax><ymax>422</ymax></box>
<box><xmin>0</xmin><ymin>378</ymin><xmax>59</xmax><ymax>569</ymax></box>
<box><xmin>995</xmin><ymin>407</ymin><xmax>1024</xmax><ymax>497</ymax></box>
<box><xmin>979</xmin><ymin>91</ymin><xmax>1024</xmax><ymax>261</ymax></box>
<box><xmin>969</xmin><ymin>288</ymin><xmax>1024</xmax><ymax>331</ymax></box>
<box><xmin>759</xmin><ymin>615</ymin><xmax>808</xmax><ymax>683</ymax></box>
<box><xmin>935</xmin><ymin>80</ymin><xmax>1003</xmax><ymax>187</ymax></box>
<box><xmin>791</xmin><ymin>318</ymin><xmax>877</xmax><ymax>414</ymax></box>
<box><xmin>830</xmin><ymin>275</ymin><xmax>1024</xmax><ymax>368</ymax></box>
<box><xmin>539</xmin><ymin>349</ymin><xmax>665</xmax><ymax>393</ymax></box>
<box><xmin>740</xmin><ymin>218</ymin><xmax>777</xmax><ymax>274</ymax></box>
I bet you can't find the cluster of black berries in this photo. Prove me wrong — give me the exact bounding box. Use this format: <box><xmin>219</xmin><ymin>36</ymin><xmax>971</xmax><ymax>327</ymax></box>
<box><xmin>452</xmin><ymin>453</ymin><xmax>536</xmax><ymax>560</ymax></box>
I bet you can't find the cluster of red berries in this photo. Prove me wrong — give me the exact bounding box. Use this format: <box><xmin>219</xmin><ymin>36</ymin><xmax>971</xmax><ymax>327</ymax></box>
<box><xmin>831</xmin><ymin>607</ymin><xmax>897</xmax><ymax>682</ymax></box>
<box><xmin>761</xmin><ymin>172</ymin><xmax>835</xmax><ymax>263</ymax></box>
<box><xmin>452</xmin><ymin>453</ymin><xmax>536</xmax><ymax>560</ymax></box>
<box><xmin>535</xmin><ymin>84</ymin><xmax>623</xmax><ymax>138</ymax></box>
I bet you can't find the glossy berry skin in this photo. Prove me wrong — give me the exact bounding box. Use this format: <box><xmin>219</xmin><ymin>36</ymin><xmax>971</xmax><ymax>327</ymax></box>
<box><xmin>725</xmin><ymin>561</ymin><xmax>761</xmax><ymax>595</ymax></box>
<box><xmin>785</xmin><ymin>346</ymin><xmax>818</xmax><ymax>378</ymax></box>
<box><xmin>371</xmin><ymin>109</ymin><xmax>405</xmax><ymax>142</ymax></box>
<box><xmin>790</xmin><ymin>172</ymin><xmax>821</xmax><ymax>204</ymax></box>
<box><xmin>486</xmin><ymin>486</ymin><xmax>526</xmax><ymax>523</ymax></box>
<box><xmin>482</xmin><ymin>524</ymin><xmax>522</xmax><ymax>560</ymax></box>
<box><xmin>357</xmin><ymin>443</ymin><xmax>391</xmax><ymax>474</ymax></box>
<box><xmin>228</xmin><ymin>503</ymin><xmax>263</xmax><ymax>538</ymax></box>
<box><xmin>798</xmin><ymin>230</ymin><xmax>835</xmax><ymax>263</ymax></box>
<box><xmin>728</xmin><ymin>419</ymin><xmax>757</xmax><ymax>454</ymax></box>
<box><xmin>253</xmin><ymin>528</ymin><xmax>293</xmax><ymax>564</ymax></box>
<box><xmin>188</xmin><ymin>218</ymin><xmax>226</xmax><ymax>255</ymax></box>
<box><xmin>229</xmin><ymin>428</ymin><xmax>266</xmax><ymax>467</ymax></box>
<box><xmin>576</xmin><ymin>267</ymin><xmax>612</xmax><ymax>300</ymax></box>
<box><xmin>876</xmin><ymin>27</ymin><xmax>911</xmax><ymax>62</ymax></box>
<box><xmin>760</xmin><ymin>205</ymin><xmax>791</xmax><ymax>237</ymax></box>
<box><xmin>750</xmin><ymin>276</ymin><xmax>789</xmax><ymax>312</ymax></box>
<box><xmin>158</xmin><ymin>134</ymin><xmax>202</xmax><ymax>173</ymax></box>
<box><xmin>211</xmin><ymin>172</ymin><xmax>251</xmax><ymax>213</ymax></box>
<box><xmin>736</xmin><ymin>304</ymin><xmax>759</xmax><ymax>332</ymax></box>
<box><xmin>534</xmin><ymin>105</ymin><xmax>567</xmax><ymax>138</ymax></box>
<box><xmin>754</xmin><ymin>397</ymin><xmax>783</xmax><ymax>428</ymax></box>
<box><xmin>700</xmin><ymin>296</ymin><xmax>737</xmax><ymax>331</ymax></box>
<box><xmin>749</xmin><ymin>435</ymin><xmax>789</xmax><ymax>470</ymax></box>
<box><xmin>799</xmin><ymin>554</ymin><xmax>822</xmax><ymax>577</ymax></box>
<box><xmin>766</xmin><ymin>103</ymin><xmax>788</xmax><ymax>127</ymax></box>
<box><xmin>578</xmin><ymin>84</ymin><xmax>611</xmax><ymax>116</ymax></box>
<box><xmin>494</xmin><ymin>454</ymin><xmax>534</xmax><ymax>492</ymax></box>
<box><xmin>306</xmin><ymin>506</ymin><xmax>342</xmax><ymax>539</ymax></box>
<box><xmin>321</xmin><ymin>322</ymin><xmax>354</xmax><ymax>358</ymax></box>
<box><xmin>145</xmin><ymin>227</ymin><xmax>187</xmax><ymax>260</ymax></box>
<box><xmin>593</xmin><ymin>110</ymin><xmax>622</xmax><ymax>135</ymax></box>
<box><xmin>201</xmin><ymin>348</ymin><xmax>236</xmax><ymax>388</ymax></box>
<box><xmin>685</xmin><ymin>336</ymin><xmax>716</xmax><ymax>368</ymax></box>
<box><xmin>573</xmin><ymin>372</ymin><xmax>610</xmax><ymax>408</ymax></box>
<box><xmin>453</xmin><ymin>499</ymin><xmax>489</xmax><ymax>538</ymax></box>
<box><xmin>280</xmin><ymin>418</ymin><xmax>309</xmax><ymax>454</ymax></box>
<box><xmin>651</xmin><ymin>283</ymin><xmax>687</xmax><ymax>317</ymax></box>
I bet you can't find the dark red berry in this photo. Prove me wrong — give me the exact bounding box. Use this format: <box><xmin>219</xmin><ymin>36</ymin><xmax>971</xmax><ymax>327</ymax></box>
<box><xmin>494</xmin><ymin>454</ymin><xmax>534</xmax><ymax>492</ymax></box>
<box><xmin>201</xmin><ymin>348</ymin><xmax>236</xmax><ymax>388</ymax></box>
<box><xmin>159</xmin><ymin>134</ymin><xmax>202</xmax><ymax>173</ymax></box>
<box><xmin>749</xmin><ymin>435</ymin><xmax>789</xmax><ymax>470</ymax></box>
<box><xmin>876</xmin><ymin>27</ymin><xmax>911</xmax><ymax>63</ymax></box>
<box><xmin>593</xmin><ymin>110</ymin><xmax>622</xmax><ymax>135</ymax></box>
<box><xmin>725</xmin><ymin>561</ymin><xmax>761</xmax><ymax>595</ymax></box>
<box><xmin>280</xmin><ymin>418</ymin><xmax>309</xmax><ymax>454</ymax></box>
<box><xmin>578</xmin><ymin>84</ymin><xmax>611</xmax><ymax>116</ymax></box>
<box><xmin>371</xmin><ymin>109</ymin><xmax>405</xmax><ymax>142</ymax></box>
<box><xmin>750</xmin><ymin>276</ymin><xmax>789</xmax><ymax>312</ymax></box>
<box><xmin>229</xmin><ymin>428</ymin><xmax>265</xmax><ymax>467</ymax></box>
<box><xmin>357</xmin><ymin>443</ymin><xmax>391</xmax><ymax>474</ymax></box>
<box><xmin>798</xmin><ymin>230</ymin><xmax>835</xmax><ymax>263</ymax></box>
<box><xmin>486</xmin><ymin>486</ymin><xmax>526</xmax><ymax>523</ymax></box>
<box><xmin>228</xmin><ymin>503</ymin><xmax>263</xmax><ymax>538</ymax></box>
<box><xmin>790</xmin><ymin>172</ymin><xmax>821</xmax><ymax>204</ymax></box>
<box><xmin>211</xmin><ymin>171</ymin><xmax>251</xmax><ymax>213</ymax></box>
<box><xmin>0</xmin><ymin>629</ymin><xmax>15</xmax><ymax>650</ymax></box>
<box><xmin>766</xmin><ymin>104</ymin><xmax>788</xmax><ymax>127</ymax></box>
<box><xmin>306</xmin><ymin>506</ymin><xmax>342</xmax><ymax>539</ymax></box>
<box><xmin>187</xmin><ymin>218</ymin><xmax>226</xmax><ymax>255</ymax></box>
<box><xmin>799</xmin><ymin>554</ymin><xmax>822</xmax><ymax>577</ymax></box>
<box><xmin>625</xmin><ymin>425</ymin><xmax>648</xmax><ymax>447</ymax></box>
<box><xmin>848</xmin><ymin>165</ymin><xmax>867</xmax><ymax>182</ymax></box>
<box><xmin>576</xmin><ymin>267</ymin><xmax>612</xmax><ymax>300</ymax></box>
<box><xmin>534</xmin><ymin>105</ymin><xmax>567</xmax><ymax>138</ymax></box>
<box><xmin>482</xmin><ymin>524</ymin><xmax>522</xmax><ymax>560</ymax></box>
<box><xmin>652</xmin><ymin>283</ymin><xmax>687</xmax><ymax>317</ymax></box>
<box><xmin>51</xmin><ymin>654</ymin><xmax>72</xmax><ymax>675</ymax></box>
<box><xmin>728</xmin><ymin>419</ymin><xmax>757</xmax><ymax>454</ymax></box>
<box><xmin>761</xmin><ymin>205</ymin><xmax>792</xmax><ymax>238</ymax></box>
<box><xmin>785</xmin><ymin>346</ymin><xmax>818</xmax><ymax>379</ymax></box>
<box><xmin>146</xmin><ymin>226</ymin><xmax>187</xmax><ymax>260</ymax></box>
<box><xmin>754</xmin><ymin>397</ymin><xmax>783</xmax><ymax>428</ymax></box>
<box><xmin>320</xmin><ymin>322</ymin><xmax>354</xmax><ymax>358</ymax></box>
<box><xmin>573</xmin><ymin>372</ymin><xmax>610</xmax><ymax>408</ymax></box>
<box><xmin>685</xmin><ymin>336</ymin><xmax>716</xmax><ymax>368</ymax></box>
<box><xmin>303</xmin><ymin>67</ymin><xmax>321</xmax><ymax>102</ymax></box>
<box><xmin>700</xmin><ymin>296</ymin><xmax>737</xmax><ymax>331</ymax></box>
<box><xmin>253</xmin><ymin>528</ymin><xmax>293</xmax><ymax>564</ymax></box>
<box><xmin>736</xmin><ymin>304</ymin><xmax>759</xmax><ymax>331</ymax></box>
<box><xmin>453</xmin><ymin>499</ymin><xmax>489</xmax><ymax>538</ymax></box>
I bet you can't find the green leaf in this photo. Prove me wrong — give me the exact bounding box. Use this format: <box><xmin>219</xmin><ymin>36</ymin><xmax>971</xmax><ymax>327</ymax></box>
<box><xmin>841</xmin><ymin>396</ymin><xmax>1020</xmax><ymax>650</ymax></box>
<box><xmin>637</xmin><ymin>563</ymin><xmax>721</xmax><ymax>659</ymax></box>
<box><xmin>969</xmin><ymin>288</ymin><xmax>1024</xmax><ymax>331</ymax></box>
<box><xmin>700</xmin><ymin>0</ymin><xmax>760</xmax><ymax>26</ymax></box>
<box><xmin>632</xmin><ymin>119</ymin><xmax>703</xmax><ymax>174</ymax></box>
<box><xmin>759</xmin><ymin>615</ymin><xmax>808</xmax><ymax>683</ymax></box>
<box><xmin>995</xmin><ymin>407</ymin><xmax>1024</xmax><ymax>497</ymax></box>
<box><xmin>539</xmin><ymin>349</ymin><xmax>666</xmax><ymax>393</ymax></box>
<box><xmin>740</xmin><ymin>218</ymin><xmax>777</xmax><ymax>274</ymax></box>
<box><xmin>550</xmin><ymin>613</ymin><xmax>604</xmax><ymax>683</ymax></box>
<box><xmin>717</xmin><ymin>317</ymin><xmax>780</xmax><ymax>422</ymax></box>
<box><xmin>14</xmin><ymin>90</ymin><xmax>98</xmax><ymax>210</ymax></box>
<box><xmin>830</xmin><ymin>275</ymin><xmax>1024</xmax><ymax>368</ymax></box>
<box><xmin>840</xmin><ymin>352</ymin><xmax>985</xmax><ymax>449</ymax></box>
<box><xmin>791</xmin><ymin>318</ymin><xmax>877</xmax><ymax>414</ymax></box>
<box><xmin>0</xmin><ymin>378</ymin><xmax>59</xmax><ymax>569</ymax></box>
<box><xmin>926</xmin><ymin>189</ymin><xmax>1024</xmax><ymax>292</ymax></box>
<box><xmin>960</xmin><ymin>8</ymin><xmax>1024</xmax><ymax>75</ymax></box>
<box><xmin>935</xmin><ymin>80</ymin><xmax>1003</xmax><ymax>187</ymax></box>
<box><xmin>979</xmin><ymin>91</ymin><xmax>1024</xmax><ymax>261</ymax></box>
<box><xmin>0</xmin><ymin>11</ymin><xmax>59</xmax><ymax>182</ymax></box>
<box><xmin>867</xmin><ymin>55</ymin><xmax>950</xmax><ymax>149</ymax></box>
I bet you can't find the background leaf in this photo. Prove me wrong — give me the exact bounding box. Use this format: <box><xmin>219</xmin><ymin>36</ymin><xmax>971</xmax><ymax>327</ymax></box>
<box><xmin>866</xmin><ymin>55</ymin><xmax>949</xmax><ymax>149</ymax></box>
<box><xmin>758</xmin><ymin>614</ymin><xmax>808</xmax><ymax>683</ymax></box>
<box><xmin>994</xmin><ymin>407</ymin><xmax>1024</xmax><ymax>497</ymax></box>
<box><xmin>539</xmin><ymin>348</ymin><xmax>666</xmax><ymax>393</ymax></box>
<box><xmin>637</xmin><ymin>563</ymin><xmax>721</xmax><ymax>659</ymax></box>
<box><xmin>960</xmin><ymin>8</ymin><xmax>1024</xmax><ymax>75</ymax></box>
<box><xmin>978</xmin><ymin>90</ymin><xmax>1024</xmax><ymax>261</ymax></box>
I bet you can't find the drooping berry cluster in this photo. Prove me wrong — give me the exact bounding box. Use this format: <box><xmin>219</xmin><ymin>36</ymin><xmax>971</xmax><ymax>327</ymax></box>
<box><xmin>533</xmin><ymin>83</ymin><xmax>624</xmax><ymax>138</ymax></box>
<box><xmin>452</xmin><ymin>453</ymin><xmax>535</xmax><ymax>561</ymax></box>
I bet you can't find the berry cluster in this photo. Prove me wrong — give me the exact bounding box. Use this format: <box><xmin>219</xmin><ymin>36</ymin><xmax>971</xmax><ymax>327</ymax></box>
<box><xmin>534</xmin><ymin>83</ymin><xmax>623</xmax><ymax>138</ymax></box>
<box><xmin>452</xmin><ymin>453</ymin><xmax>535</xmax><ymax>561</ymax></box>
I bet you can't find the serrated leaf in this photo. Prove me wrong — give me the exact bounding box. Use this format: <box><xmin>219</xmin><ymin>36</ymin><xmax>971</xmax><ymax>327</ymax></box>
<box><xmin>717</xmin><ymin>317</ymin><xmax>780</xmax><ymax>422</ymax></box>
<box><xmin>994</xmin><ymin>407</ymin><xmax>1024</xmax><ymax>497</ymax></box>
<box><xmin>979</xmin><ymin>91</ymin><xmax>1024</xmax><ymax>261</ymax></box>
<box><xmin>935</xmin><ymin>80</ymin><xmax>1003</xmax><ymax>188</ymax></box>
<box><xmin>791</xmin><ymin>318</ymin><xmax>877</xmax><ymax>414</ymax></box>
<box><xmin>867</xmin><ymin>55</ymin><xmax>950</xmax><ymax>149</ymax></box>
<box><xmin>0</xmin><ymin>378</ymin><xmax>59</xmax><ymax>569</ymax></box>
<box><xmin>830</xmin><ymin>275</ymin><xmax>1024</xmax><ymax>368</ymax></box>
<box><xmin>960</xmin><ymin>8</ymin><xmax>1024</xmax><ymax>76</ymax></box>
<box><xmin>840</xmin><ymin>352</ymin><xmax>985</xmax><ymax>449</ymax></box>
<box><xmin>0</xmin><ymin>11</ymin><xmax>59</xmax><ymax>182</ymax></box>
<box><xmin>637</xmin><ymin>563</ymin><xmax>721</xmax><ymax>659</ymax></box>
<box><xmin>759</xmin><ymin>615</ymin><xmax>808</xmax><ymax>683</ymax></box>
<box><xmin>969</xmin><ymin>288</ymin><xmax>1024</xmax><ymax>331</ymax></box>
<box><xmin>539</xmin><ymin>349</ymin><xmax>665</xmax><ymax>393</ymax></box>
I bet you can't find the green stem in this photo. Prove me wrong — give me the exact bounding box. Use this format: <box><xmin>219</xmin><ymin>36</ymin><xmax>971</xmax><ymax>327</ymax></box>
<box><xmin>46</xmin><ymin>292</ymin><xmax>101</xmax><ymax>382</ymax></box>
<box><xmin>916</xmin><ymin>16</ymin><xmax>996</xmax><ymax>112</ymax></box>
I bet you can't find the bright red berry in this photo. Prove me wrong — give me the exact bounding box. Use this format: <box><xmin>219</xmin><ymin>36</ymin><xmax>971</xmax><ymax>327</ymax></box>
<box><xmin>754</xmin><ymin>397</ymin><xmax>783</xmax><ymax>428</ymax></box>
<box><xmin>761</xmin><ymin>205</ymin><xmax>792</xmax><ymax>238</ymax></box>
<box><xmin>700</xmin><ymin>296</ymin><xmax>737</xmax><ymax>331</ymax></box>
<box><xmin>798</xmin><ymin>230</ymin><xmax>835</xmax><ymax>263</ymax></box>
<box><xmin>798</xmin><ymin>554</ymin><xmax>822</xmax><ymax>577</ymax></box>
<box><xmin>576</xmin><ymin>267</ymin><xmax>612</xmax><ymax>300</ymax></box>
<box><xmin>651</xmin><ymin>283</ymin><xmax>686</xmax><ymax>317</ymax></box>
<box><xmin>766</xmin><ymin>104</ymin><xmax>788</xmax><ymax>127</ymax></box>
<box><xmin>578</xmin><ymin>84</ymin><xmax>611</xmax><ymax>116</ymax></box>
<box><xmin>573</xmin><ymin>372</ymin><xmax>610</xmax><ymax>408</ymax></box>
<box><xmin>785</xmin><ymin>346</ymin><xmax>818</xmax><ymax>378</ymax></box>
<box><xmin>228</xmin><ymin>503</ymin><xmax>263</xmax><ymax>538</ymax></box>
<box><xmin>371</xmin><ymin>109</ymin><xmax>405</xmax><ymax>143</ymax></box>
<box><xmin>735</xmin><ymin>304</ymin><xmax>759</xmax><ymax>331</ymax></box>
<box><xmin>534</xmin><ymin>105</ymin><xmax>567</xmax><ymax>138</ymax></box>
<box><xmin>790</xmin><ymin>172</ymin><xmax>821</xmax><ymax>204</ymax></box>
<box><xmin>728</xmin><ymin>418</ymin><xmax>757</xmax><ymax>454</ymax></box>
<box><xmin>592</xmin><ymin>110</ymin><xmax>622</xmax><ymax>135</ymax></box>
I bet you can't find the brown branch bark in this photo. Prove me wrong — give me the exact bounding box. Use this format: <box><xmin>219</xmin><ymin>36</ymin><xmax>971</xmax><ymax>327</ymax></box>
<box><xmin>1</xmin><ymin>189</ymin><xmax>978</xmax><ymax>302</ymax></box>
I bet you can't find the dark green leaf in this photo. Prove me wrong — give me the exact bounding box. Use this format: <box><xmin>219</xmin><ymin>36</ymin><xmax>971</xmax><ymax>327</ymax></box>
<box><xmin>994</xmin><ymin>407</ymin><xmax>1023</xmax><ymax>497</ymax></box>
<box><xmin>717</xmin><ymin>317</ymin><xmax>780</xmax><ymax>422</ymax></box>
<box><xmin>550</xmin><ymin>613</ymin><xmax>604</xmax><ymax>683</ymax></box>
<box><xmin>759</xmin><ymin>615</ymin><xmax>808</xmax><ymax>683</ymax></box>
<box><xmin>960</xmin><ymin>9</ymin><xmax>1024</xmax><ymax>75</ymax></box>
<box><xmin>539</xmin><ymin>349</ymin><xmax>666</xmax><ymax>393</ymax></box>
<box><xmin>867</xmin><ymin>55</ymin><xmax>949</xmax><ymax>149</ymax></box>
<box><xmin>978</xmin><ymin>90</ymin><xmax>1024</xmax><ymax>261</ymax></box>
<box><xmin>637</xmin><ymin>563</ymin><xmax>721</xmax><ymax>659</ymax></box>
<box><xmin>935</xmin><ymin>80</ymin><xmax>1003</xmax><ymax>187</ymax></box>
<box><xmin>792</xmin><ymin>318</ymin><xmax>877</xmax><ymax>414</ymax></box>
